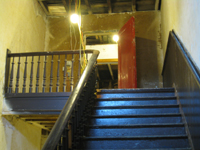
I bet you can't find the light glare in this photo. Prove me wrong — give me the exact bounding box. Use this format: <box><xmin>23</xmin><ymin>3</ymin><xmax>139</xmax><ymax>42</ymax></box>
<box><xmin>113</xmin><ymin>35</ymin><xmax>119</xmax><ymax>42</ymax></box>
<box><xmin>70</xmin><ymin>14</ymin><xmax>79</xmax><ymax>23</ymax></box>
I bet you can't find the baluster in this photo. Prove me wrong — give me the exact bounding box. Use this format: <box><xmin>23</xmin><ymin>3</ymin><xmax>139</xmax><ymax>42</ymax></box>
<box><xmin>29</xmin><ymin>56</ymin><xmax>34</xmax><ymax>93</ymax></box>
<box><xmin>70</xmin><ymin>54</ymin><xmax>74</xmax><ymax>91</ymax></box>
<box><xmin>63</xmin><ymin>126</ymin><xmax>69</xmax><ymax>150</ymax></box>
<box><xmin>56</xmin><ymin>55</ymin><xmax>60</xmax><ymax>92</ymax></box>
<box><xmin>86</xmin><ymin>53</ymin><xmax>88</xmax><ymax>62</ymax></box>
<box><xmin>22</xmin><ymin>56</ymin><xmax>28</xmax><ymax>93</ymax></box>
<box><xmin>78</xmin><ymin>54</ymin><xmax>81</xmax><ymax>79</ymax></box>
<box><xmin>8</xmin><ymin>57</ymin><xmax>15</xmax><ymax>93</ymax></box>
<box><xmin>49</xmin><ymin>55</ymin><xmax>54</xmax><ymax>92</ymax></box>
<box><xmin>15</xmin><ymin>56</ymin><xmax>21</xmax><ymax>93</ymax></box>
<box><xmin>63</xmin><ymin>54</ymin><xmax>67</xmax><ymax>92</ymax></box>
<box><xmin>43</xmin><ymin>55</ymin><xmax>47</xmax><ymax>92</ymax></box>
<box><xmin>36</xmin><ymin>56</ymin><xmax>40</xmax><ymax>93</ymax></box>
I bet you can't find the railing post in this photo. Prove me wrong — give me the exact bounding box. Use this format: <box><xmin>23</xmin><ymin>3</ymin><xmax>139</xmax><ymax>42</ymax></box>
<box><xmin>70</xmin><ymin>54</ymin><xmax>74</xmax><ymax>91</ymax></box>
<box><xmin>56</xmin><ymin>55</ymin><xmax>60</xmax><ymax>92</ymax></box>
<box><xmin>36</xmin><ymin>56</ymin><xmax>40</xmax><ymax>93</ymax></box>
<box><xmin>49</xmin><ymin>55</ymin><xmax>54</xmax><ymax>92</ymax></box>
<box><xmin>63</xmin><ymin>54</ymin><xmax>67</xmax><ymax>92</ymax></box>
<box><xmin>22</xmin><ymin>56</ymin><xmax>28</xmax><ymax>93</ymax></box>
<box><xmin>15</xmin><ymin>56</ymin><xmax>21</xmax><ymax>93</ymax></box>
<box><xmin>29</xmin><ymin>56</ymin><xmax>34</xmax><ymax>93</ymax></box>
<box><xmin>78</xmin><ymin>54</ymin><xmax>81</xmax><ymax>79</ymax></box>
<box><xmin>43</xmin><ymin>55</ymin><xmax>47</xmax><ymax>93</ymax></box>
<box><xmin>5</xmin><ymin>49</ymin><xmax>11</xmax><ymax>94</ymax></box>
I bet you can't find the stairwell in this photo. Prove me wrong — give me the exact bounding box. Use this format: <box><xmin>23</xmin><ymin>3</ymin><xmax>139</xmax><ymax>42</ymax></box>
<box><xmin>79</xmin><ymin>88</ymin><xmax>191</xmax><ymax>149</ymax></box>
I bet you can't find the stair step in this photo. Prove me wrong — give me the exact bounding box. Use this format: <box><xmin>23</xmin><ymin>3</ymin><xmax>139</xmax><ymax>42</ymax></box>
<box><xmin>82</xmin><ymin>135</ymin><xmax>190</xmax><ymax>149</ymax></box>
<box><xmin>78</xmin><ymin>148</ymin><xmax>191</xmax><ymax>150</ymax></box>
<box><xmin>94</xmin><ymin>104</ymin><xmax>179</xmax><ymax>109</ymax></box>
<box><xmin>85</xmin><ymin>124</ymin><xmax>185</xmax><ymax>136</ymax></box>
<box><xmin>91</xmin><ymin>113</ymin><xmax>182</xmax><ymax>118</ymax></box>
<box><xmin>96</xmin><ymin>96</ymin><xmax>177</xmax><ymax>100</ymax></box>
<box><xmin>98</xmin><ymin>88</ymin><xmax>175</xmax><ymax>93</ymax></box>
<box><xmin>90</xmin><ymin>114</ymin><xmax>182</xmax><ymax>125</ymax></box>
<box><xmin>98</xmin><ymin>93</ymin><xmax>175</xmax><ymax>99</ymax></box>
<box><xmin>87</xmin><ymin>123</ymin><xmax>185</xmax><ymax>128</ymax></box>
<box><xmin>93</xmin><ymin>106</ymin><xmax>180</xmax><ymax>115</ymax></box>
<box><xmin>96</xmin><ymin>97</ymin><xmax>177</xmax><ymax>106</ymax></box>
<box><xmin>83</xmin><ymin>135</ymin><xmax>188</xmax><ymax>140</ymax></box>
<box><xmin>97</xmin><ymin>88</ymin><xmax>175</xmax><ymax>99</ymax></box>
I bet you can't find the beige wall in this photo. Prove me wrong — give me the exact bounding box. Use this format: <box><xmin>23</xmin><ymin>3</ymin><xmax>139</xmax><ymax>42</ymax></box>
<box><xmin>0</xmin><ymin>0</ymin><xmax>47</xmax><ymax>149</ymax></box>
<box><xmin>161</xmin><ymin>0</ymin><xmax>200</xmax><ymax>68</ymax></box>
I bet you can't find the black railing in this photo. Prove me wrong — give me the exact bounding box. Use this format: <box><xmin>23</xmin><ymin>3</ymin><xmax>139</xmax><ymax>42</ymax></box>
<box><xmin>41</xmin><ymin>50</ymin><xmax>99</xmax><ymax>149</ymax></box>
<box><xmin>4</xmin><ymin>50</ymin><xmax>95</xmax><ymax>94</ymax></box>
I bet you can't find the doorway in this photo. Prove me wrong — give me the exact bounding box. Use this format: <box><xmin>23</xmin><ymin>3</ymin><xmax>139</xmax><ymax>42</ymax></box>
<box><xmin>84</xmin><ymin>31</ymin><xmax>118</xmax><ymax>89</ymax></box>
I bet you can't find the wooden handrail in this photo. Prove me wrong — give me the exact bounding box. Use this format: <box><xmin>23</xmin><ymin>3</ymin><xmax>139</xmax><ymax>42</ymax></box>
<box><xmin>42</xmin><ymin>50</ymin><xmax>99</xmax><ymax>150</ymax></box>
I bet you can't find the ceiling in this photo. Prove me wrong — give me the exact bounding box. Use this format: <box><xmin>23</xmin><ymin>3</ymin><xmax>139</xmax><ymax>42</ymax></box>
<box><xmin>38</xmin><ymin>0</ymin><xmax>161</xmax><ymax>16</ymax></box>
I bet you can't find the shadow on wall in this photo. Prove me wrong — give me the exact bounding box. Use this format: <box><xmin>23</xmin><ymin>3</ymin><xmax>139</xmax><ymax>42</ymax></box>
<box><xmin>136</xmin><ymin>37</ymin><xmax>160</xmax><ymax>88</ymax></box>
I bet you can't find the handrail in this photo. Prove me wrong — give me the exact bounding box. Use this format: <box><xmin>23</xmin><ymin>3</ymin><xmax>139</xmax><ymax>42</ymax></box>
<box><xmin>7</xmin><ymin>50</ymin><xmax>95</xmax><ymax>57</ymax></box>
<box><xmin>42</xmin><ymin>50</ymin><xmax>99</xmax><ymax>150</ymax></box>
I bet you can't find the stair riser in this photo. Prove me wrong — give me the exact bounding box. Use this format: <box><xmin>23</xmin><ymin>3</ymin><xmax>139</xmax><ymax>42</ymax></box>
<box><xmin>83</xmin><ymin>139</ymin><xmax>190</xmax><ymax>149</ymax></box>
<box><xmin>90</xmin><ymin>117</ymin><xmax>182</xmax><ymax>125</ymax></box>
<box><xmin>86</xmin><ymin>127</ymin><xmax>186</xmax><ymax>136</ymax></box>
<box><xmin>93</xmin><ymin>108</ymin><xmax>179</xmax><ymax>115</ymax></box>
<box><xmin>98</xmin><ymin>92</ymin><xmax>175</xmax><ymax>99</ymax></box>
<box><xmin>95</xmin><ymin>100</ymin><xmax>177</xmax><ymax>106</ymax></box>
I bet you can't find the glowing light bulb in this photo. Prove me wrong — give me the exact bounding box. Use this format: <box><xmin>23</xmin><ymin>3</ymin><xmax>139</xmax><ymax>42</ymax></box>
<box><xmin>113</xmin><ymin>35</ymin><xmax>119</xmax><ymax>42</ymax></box>
<box><xmin>70</xmin><ymin>14</ymin><xmax>79</xmax><ymax>23</ymax></box>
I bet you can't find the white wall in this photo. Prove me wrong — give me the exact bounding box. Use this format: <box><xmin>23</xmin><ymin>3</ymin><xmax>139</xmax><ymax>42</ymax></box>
<box><xmin>161</xmin><ymin>0</ymin><xmax>200</xmax><ymax>69</ymax></box>
<box><xmin>0</xmin><ymin>0</ymin><xmax>47</xmax><ymax>149</ymax></box>
<box><xmin>86</xmin><ymin>44</ymin><xmax>118</xmax><ymax>60</ymax></box>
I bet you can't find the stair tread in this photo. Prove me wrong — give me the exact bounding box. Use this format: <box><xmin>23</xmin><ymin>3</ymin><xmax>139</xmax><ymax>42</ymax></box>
<box><xmin>76</xmin><ymin>148</ymin><xmax>191</xmax><ymax>150</ymax></box>
<box><xmin>91</xmin><ymin>113</ymin><xmax>182</xmax><ymax>118</ymax></box>
<box><xmin>96</xmin><ymin>96</ymin><xmax>177</xmax><ymax>101</ymax></box>
<box><xmin>98</xmin><ymin>88</ymin><xmax>175</xmax><ymax>93</ymax></box>
<box><xmin>94</xmin><ymin>104</ymin><xmax>179</xmax><ymax>109</ymax></box>
<box><xmin>83</xmin><ymin>134</ymin><xmax>188</xmax><ymax>140</ymax></box>
<box><xmin>86</xmin><ymin>123</ymin><xmax>185</xmax><ymax>128</ymax></box>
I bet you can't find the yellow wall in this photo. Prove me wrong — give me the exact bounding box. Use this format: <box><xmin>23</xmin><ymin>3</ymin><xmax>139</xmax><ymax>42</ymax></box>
<box><xmin>161</xmin><ymin>0</ymin><xmax>200</xmax><ymax>68</ymax></box>
<box><xmin>0</xmin><ymin>0</ymin><xmax>47</xmax><ymax>149</ymax></box>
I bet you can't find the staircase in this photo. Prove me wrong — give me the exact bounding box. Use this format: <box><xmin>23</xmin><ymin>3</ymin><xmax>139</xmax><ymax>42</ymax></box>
<box><xmin>79</xmin><ymin>88</ymin><xmax>191</xmax><ymax>149</ymax></box>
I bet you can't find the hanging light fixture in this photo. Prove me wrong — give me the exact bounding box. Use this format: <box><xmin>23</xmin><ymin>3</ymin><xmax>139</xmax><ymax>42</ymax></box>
<box><xmin>113</xmin><ymin>35</ymin><xmax>119</xmax><ymax>42</ymax></box>
<box><xmin>70</xmin><ymin>14</ymin><xmax>79</xmax><ymax>24</ymax></box>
